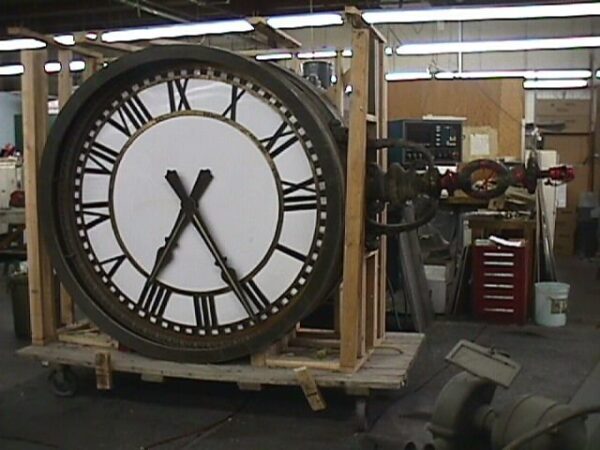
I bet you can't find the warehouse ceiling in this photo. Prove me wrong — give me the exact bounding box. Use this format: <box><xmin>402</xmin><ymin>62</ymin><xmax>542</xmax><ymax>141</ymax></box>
<box><xmin>1</xmin><ymin>0</ymin><xmax>566</xmax><ymax>36</ymax></box>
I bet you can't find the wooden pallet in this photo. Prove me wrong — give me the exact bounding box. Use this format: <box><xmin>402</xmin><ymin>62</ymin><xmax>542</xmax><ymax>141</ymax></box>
<box><xmin>19</xmin><ymin>331</ymin><xmax>423</xmax><ymax>394</ymax></box>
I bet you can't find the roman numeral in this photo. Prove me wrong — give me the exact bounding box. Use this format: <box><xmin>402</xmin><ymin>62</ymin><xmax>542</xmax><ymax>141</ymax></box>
<box><xmin>222</xmin><ymin>85</ymin><xmax>245</xmax><ymax>120</ymax></box>
<box><xmin>193</xmin><ymin>294</ymin><xmax>218</xmax><ymax>329</ymax></box>
<box><xmin>138</xmin><ymin>282</ymin><xmax>172</xmax><ymax>317</ymax></box>
<box><xmin>282</xmin><ymin>178</ymin><xmax>318</xmax><ymax>212</ymax></box>
<box><xmin>85</xmin><ymin>141</ymin><xmax>119</xmax><ymax>175</ymax></box>
<box><xmin>167</xmin><ymin>78</ymin><xmax>191</xmax><ymax>112</ymax></box>
<box><xmin>276</xmin><ymin>243</ymin><xmax>307</xmax><ymax>262</ymax></box>
<box><xmin>106</xmin><ymin>93</ymin><xmax>152</xmax><ymax>136</ymax></box>
<box><xmin>81</xmin><ymin>201</ymin><xmax>110</xmax><ymax>229</ymax></box>
<box><xmin>99</xmin><ymin>254</ymin><xmax>126</xmax><ymax>278</ymax></box>
<box><xmin>242</xmin><ymin>279</ymin><xmax>270</xmax><ymax>312</ymax></box>
<box><xmin>262</xmin><ymin>122</ymin><xmax>298</xmax><ymax>158</ymax></box>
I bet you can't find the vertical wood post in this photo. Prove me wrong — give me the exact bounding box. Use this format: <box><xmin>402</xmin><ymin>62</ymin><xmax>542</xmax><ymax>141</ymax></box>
<box><xmin>340</xmin><ymin>28</ymin><xmax>370</xmax><ymax>370</ymax></box>
<box><xmin>22</xmin><ymin>49</ymin><xmax>57</xmax><ymax>344</ymax></box>
<box><xmin>57</xmin><ymin>49</ymin><xmax>75</xmax><ymax>325</ymax></box>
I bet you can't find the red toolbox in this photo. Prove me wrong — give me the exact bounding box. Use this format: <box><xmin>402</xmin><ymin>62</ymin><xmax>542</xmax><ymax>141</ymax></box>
<box><xmin>472</xmin><ymin>239</ymin><xmax>532</xmax><ymax>324</ymax></box>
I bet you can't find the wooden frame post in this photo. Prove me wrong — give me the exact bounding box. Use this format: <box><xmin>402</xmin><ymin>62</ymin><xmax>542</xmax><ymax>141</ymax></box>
<box><xmin>22</xmin><ymin>49</ymin><xmax>57</xmax><ymax>344</ymax></box>
<box><xmin>340</xmin><ymin>28</ymin><xmax>371</xmax><ymax>370</ymax></box>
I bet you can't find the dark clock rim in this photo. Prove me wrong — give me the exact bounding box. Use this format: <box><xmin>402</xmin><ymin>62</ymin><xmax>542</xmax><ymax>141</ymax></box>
<box><xmin>40</xmin><ymin>44</ymin><xmax>345</xmax><ymax>363</ymax></box>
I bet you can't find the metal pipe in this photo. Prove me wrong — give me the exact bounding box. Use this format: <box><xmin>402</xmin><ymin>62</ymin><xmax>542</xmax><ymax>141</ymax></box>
<box><xmin>116</xmin><ymin>0</ymin><xmax>190</xmax><ymax>23</ymax></box>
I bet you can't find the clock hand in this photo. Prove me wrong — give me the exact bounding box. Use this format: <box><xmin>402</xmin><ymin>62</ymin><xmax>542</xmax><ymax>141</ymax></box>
<box><xmin>147</xmin><ymin>169</ymin><xmax>213</xmax><ymax>282</ymax></box>
<box><xmin>165</xmin><ymin>169</ymin><xmax>257</xmax><ymax>321</ymax></box>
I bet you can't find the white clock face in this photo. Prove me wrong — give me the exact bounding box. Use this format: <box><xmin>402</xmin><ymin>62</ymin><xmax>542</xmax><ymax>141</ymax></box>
<box><xmin>73</xmin><ymin>67</ymin><xmax>329</xmax><ymax>336</ymax></box>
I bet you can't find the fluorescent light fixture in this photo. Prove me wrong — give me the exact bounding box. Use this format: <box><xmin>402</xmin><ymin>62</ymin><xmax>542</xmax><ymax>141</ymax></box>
<box><xmin>0</xmin><ymin>38</ymin><xmax>46</xmax><ymax>51</ymax></box>
<box><xmin>523</xmin><ymin>79</ymin><xmax>588</xmax><ymax>89</ymax></box>
<box><xmin>54</xmin><ymin>35</ymin><xmax>75</xmax><ymax>46</ymax></box>
<box><xmin>436</xmin><ymin>70</ymin><xmax>526</xmax><ymax>79</ymax></box>
<box><xmin>397</xmin><ymin>36</ymin><xmax>600</xmax><ymax>55</ymax></box>
<box><xmin>386</xmin><ymin>71</ymin><xmax>432</xmax><ymax>81</ymax></box>
<box><xmin>69</xmin><ymin>60</ymin><xmax>86</xmax><ymax>72</ymax></box>
<box><xmin>86</xmin><ymin>32</ymin><xmax>98</xmax><ymax>40</ymax></box>
<box><xmin>384</xmin><ymin>46</ymin><xmax>394</xmax><ymax>56</ymax></box>
<box><xmin>363</xmin><ymin>2</ymin><xmax>600</xmax><ymax>24</ymax></box>
<box><xmin>331</xmin><ymin>74</ymin><xmax>338</xmax><ymax>84</ymax></box>
<box><xmin>267</xmin><ymin>13</ymin><xmax>343</xmax><ymax>29</ymax></box>
<box><xmin>0</xmin><ymin>64</ymin><xmax>24</xmax><ymax>76</ymax></box>
<box><xmin>256</xmin><ymin>52</ymin><xmax>293</xmax><ymax>61</ymax></box>
<box><xmin>345</xmin><ymin>85</ymin><xmax>353</xmax><ymax>94</ymax></box>
<box><xmin>102</xmin><ymin>19</ymin><xmax>253</xmax><ymax>43</ymax></box>
<box><xmin>436</xmin><ymin>69</ymin><xmax>593</xmax><ymax>80</ymax></box>
<box><xmin>297</xmin><ymin>50</ymin><xmax>337</xmax><ymax>59</ymax></box>
<box><xmin>597</xmin><ymin>69</ymin><xmax>600</xmax><ymax>78</ymax></box>
<box><xmin>524</xmin><ymin>69</ymin><xmax>592</xmax><ymax>79</ymax></box>
<box><xmin>44</xmin><ymin>61</ymin><xmax>62</xmax><ymax>73</ymax></box>
<box><xmin>342</xmin><ymin>49</ymin><xmax>353</xmax><ymax>57</ymax></box>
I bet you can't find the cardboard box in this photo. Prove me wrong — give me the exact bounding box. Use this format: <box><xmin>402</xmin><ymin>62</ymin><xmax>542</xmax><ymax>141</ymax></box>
<box><xmin>536</xmin><ymin>115</ymin><xmax>590</xmax><ymax>134</ymax></box>
<box><xmin>544</xmin><ymin>135</ymin><xmax>591</xmax><ymax>165</ymax></box>
<box><xmin>554</xmin><ymin>239</ymin><xmax>575</xmax><ymax>257</ymax></box>
<box><xmin>554</xmin><ymin>227</ymin><xmax>576</xmax><ymax>256</ymax></box>
<box><xmin>536</xmin><ymin>99</ymin><xmax>591</xmax><ymax>118</ymax></box>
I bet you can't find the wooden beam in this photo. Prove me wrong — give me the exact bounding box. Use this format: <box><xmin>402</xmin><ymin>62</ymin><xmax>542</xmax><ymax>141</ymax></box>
<box><xmin>344</xmin><ymin>6</ymin><xmax>387</xmax><ymax>44</ymax></box>
<box><xmin>73</xmin><ymin>35</ymin><xmax>143</xmax><ymax>53</ymax></box>
<box><xmin>21</xmin><ymin>49</ymin><xmax>57</xmax><ymax>344</ymax></box>
<box><xmin>339</xmin><ymin>28</ymin><xmax>370</xmax><ymax>371</ymax></box>
<box><xmin>248</xmin><ymin>17</ymin><xmax>302</xmax><ymax>49</ymax></box>
<box><xmin>8</xmin><ymin>26</ymin><xmax>104</xmax><ymax>59</ymax></box>
<box><xmin>294</xmin><ymin>367</ymin><xmax>326</xmax><ymax>411</ymax></box>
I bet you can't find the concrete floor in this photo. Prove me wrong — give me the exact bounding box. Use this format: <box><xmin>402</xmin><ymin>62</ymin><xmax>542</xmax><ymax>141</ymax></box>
<box><xmin>0</xmin><ymin>256</ymin><xmax>598</xmax><ymax>450</ymax></box>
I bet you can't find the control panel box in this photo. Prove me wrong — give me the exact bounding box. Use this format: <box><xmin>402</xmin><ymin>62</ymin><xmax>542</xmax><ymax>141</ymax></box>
<box><xmin>388</xmin><ymin>119</ymin><xmax>463</xmax><ymax>165</ymax></box>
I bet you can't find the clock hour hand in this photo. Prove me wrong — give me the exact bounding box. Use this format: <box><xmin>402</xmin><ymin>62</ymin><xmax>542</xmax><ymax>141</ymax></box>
<box><xmin>165</xmin><ymin>169</ymin><xmax>257</xmax><ymax>321</ymax></box>
<box><xmin>147</xmin><ymin>169</ymin><xmax>213</xmax><ymax>282</ymax></box>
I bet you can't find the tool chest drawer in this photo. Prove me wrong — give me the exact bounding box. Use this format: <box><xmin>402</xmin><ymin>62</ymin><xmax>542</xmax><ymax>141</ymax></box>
<box><xmin>472</xmin><ymin>242</ymin><xmax>532</xmax><ymax>324</ymax></box>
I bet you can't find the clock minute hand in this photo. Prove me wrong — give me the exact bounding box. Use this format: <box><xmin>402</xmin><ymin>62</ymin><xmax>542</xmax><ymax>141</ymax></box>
<box><xmin>165</xmin><ymin>170</ymin><xmax>257</xmax><ymax>321</ymax></box>
<box><xmin>148</xmin><ymin>169</ymin><xmax>213</xmax><ymax>282</ymax></box>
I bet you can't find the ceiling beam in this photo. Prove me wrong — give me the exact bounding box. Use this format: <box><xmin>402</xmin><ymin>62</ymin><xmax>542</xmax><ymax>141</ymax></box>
<box><xmin>247</xmin><ymin>17</ymin><xmax>302</xmax><ymax>49</ymax></box>
<box><xmin>7</xmin><ymin>26</ymin><xmax>104</xmax><ymax>59</ymax></box>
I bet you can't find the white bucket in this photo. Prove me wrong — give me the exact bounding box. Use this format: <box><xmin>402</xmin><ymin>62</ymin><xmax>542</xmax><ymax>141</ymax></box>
<box><xmin>535</xmin><ymin>282</ymin><xmax>570</xmax><ymax>327</ymax></box>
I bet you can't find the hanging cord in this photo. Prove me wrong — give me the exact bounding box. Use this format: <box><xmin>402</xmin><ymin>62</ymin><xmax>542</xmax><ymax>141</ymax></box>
<box><xmin>502</xmin><ymin>405</ymin><xmax>600</xmax><ymax>450</ymax></box>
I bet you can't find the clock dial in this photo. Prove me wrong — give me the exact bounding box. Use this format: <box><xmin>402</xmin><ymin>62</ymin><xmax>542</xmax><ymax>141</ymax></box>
<box><xmin>42</xmin><ymin>46</ymin><xmax>344</xmax><ymax>362</ymax></box>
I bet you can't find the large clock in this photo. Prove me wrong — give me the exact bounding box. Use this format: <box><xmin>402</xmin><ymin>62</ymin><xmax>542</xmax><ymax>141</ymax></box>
<box><xmin>41</xmin><ymin>46</ymin><xmax>345</xmax><ymax>362</ymax></box>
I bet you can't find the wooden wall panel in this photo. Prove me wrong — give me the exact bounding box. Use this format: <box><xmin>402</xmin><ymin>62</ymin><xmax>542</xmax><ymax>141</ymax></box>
<box><xmin>387</xmin><ymin>79</ymin><xmax>524</xmax><ymax>159</ymax></box>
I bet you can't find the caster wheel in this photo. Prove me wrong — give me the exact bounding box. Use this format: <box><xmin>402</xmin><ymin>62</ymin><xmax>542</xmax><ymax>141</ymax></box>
<box><xmin>48</xmin><ymin>365</ymin><xmax>78</xmax><ymax>397</ymax></box>
<box><xmin>355</xmin><ymin>397</ymin><xmax>372</xmax><ymax>432</ymax></box>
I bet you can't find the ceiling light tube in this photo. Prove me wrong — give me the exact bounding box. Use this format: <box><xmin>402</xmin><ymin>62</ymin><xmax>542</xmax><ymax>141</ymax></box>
<box><xmin>297</xmin><ymin>50</ymin><xmax>337</xmax><ymax>59</ymax></box>
<box><xmin>0</xmin><ymin>64</ymin><xmax>24</xmax><ymax>76</ymax></box>
<box><xmin>397</xmin><ymin>36</ymin><xmax>600</xmax><ymax>55</ymax></box>
<box><xmin>363</xmin><ymin>2</ymin><xmax>600</xmax><ymax>24</ymax></box>
<box><xmin>386</xmin><ymin>71</ymin><xmax>432</xmax><ymax>81</ymax></box>
<box><xmin>524</xmin><ymin>69</ymin><xmax>592</xmax><ymax>79</ymax></box>
<box><xmin>436</xmin><ymin>70</ymin><xmax>525</xmax><ymax>79</ymax></box>
<box><xmin>523</xmin><ymin>79</ymin><xmax>588</xmax><ymax>89</ymax></box>
<box><xmin>0</xmin><ymin>38</ymin><xmax>46</xmax><ymax>51</ymax></box>
<box><xmin>102</xmin><ymin>19</ymin><xmax>253</xmax><ymax>43</ymax></box>
<box><xmin>69</xmin><ymin>60</ymin><xmax>86</xmax><ymax>72</ymax></box>
<box><xmin>341</xmin><ymin>49</ymin><xmax>353</xmax><ymax>57</ymax></box>
<box><xmin>267</xmin><ymin>13</ymin><xmax>343</xmax><ymax>29</ymax></box>
<box><xmin>44</xmin><ymin>61</ymin><xmax>62</xmax><ymax>73</ymax></box>
<box><xmin>255</xmin><ymin>53</ymin><xmax>293</xmax><ymax>61</ymax></box>
<box><xmin>54</xmin><ymin>35</ymin><xmax>75</xmax><ymax>46</ymax></box>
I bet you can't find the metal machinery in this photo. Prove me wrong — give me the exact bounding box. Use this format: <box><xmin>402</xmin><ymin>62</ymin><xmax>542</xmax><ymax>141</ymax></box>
<box><xmin>41</xmin><ymin>45</ymin><xmax>574</xmax><ymax>364</ymax></box>
<box><xmin>427</xmin><ymin>341</ymin><xmax>598</xmax><ymax>450</ymax></box>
